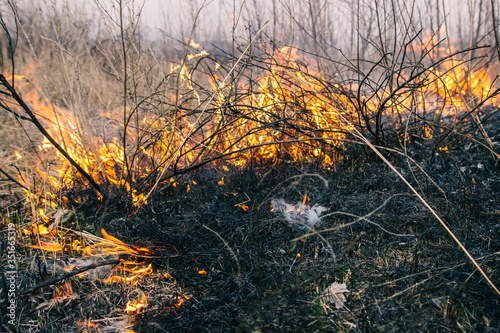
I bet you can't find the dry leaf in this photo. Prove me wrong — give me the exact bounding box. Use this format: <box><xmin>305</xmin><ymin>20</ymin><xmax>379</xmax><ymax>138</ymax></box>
<box><xmin>321</xmin><ymin>282</ymin><xmax>348</xmax><ymax>309</ymax></box>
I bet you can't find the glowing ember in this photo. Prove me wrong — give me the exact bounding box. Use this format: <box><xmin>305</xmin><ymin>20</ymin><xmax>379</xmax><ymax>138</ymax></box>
<box><xmin>173</xmin><ymin>295</ymin><xmax>191</xmax><ymax>308</ymax></box>
<box><xmin>236</xmin><ymin>204</ymin><xmax>249</xmax><ymax>211</ymax></box>
<box><xmin>76</xmin><ymin>321</ymin><xmax>101</xmax><ymax>331</ymax></box>
<box><xmin>103</xmin><ymin>275</ymin><xmax>139</xmax><ymax>284</ymax></box>
<box><xmin>198</xmin><ymin>270</ymin><xmax>207</xmax><ymax>275</ymax></box>
<box><xmin>302</xmin><ymin>192</ymin><xmax>308</xmax><ymax>205</ymax></box>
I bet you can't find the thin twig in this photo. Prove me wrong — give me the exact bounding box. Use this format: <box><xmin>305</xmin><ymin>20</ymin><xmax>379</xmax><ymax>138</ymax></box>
<box><xmin>202</xmin><ymin>224</ymin><xmax>242</xmax><ymax>283</ymax></box>
<box><xmin>0</xmin><ymin>165</ymin><xmax>28</xmax><ymax>190</ymax></box>
<box><xmin>334</xmin><ymin>105</ymin><xmax>500</xmax><ymax>296</ymax></box>
<box><xmin>491</xmin><ymin>0</ymin><xmax>500</xmax><ymax>62</ymax></box>
<box><xmin>290</xmin><ymin>194</ymin><xmax>415</xmax><ymax>243</ymax></box>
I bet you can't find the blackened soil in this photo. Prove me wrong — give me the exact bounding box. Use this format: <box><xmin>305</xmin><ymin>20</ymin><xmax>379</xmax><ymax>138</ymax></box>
<box><xmin>6</xmin><ymin>142</ymin><xmax>499</xmax><ymax>333</ymax></box>
<box><xmin>91</xmin><ymin>143</ymin><xmax>500</xmax><ymax>332</ymax></box>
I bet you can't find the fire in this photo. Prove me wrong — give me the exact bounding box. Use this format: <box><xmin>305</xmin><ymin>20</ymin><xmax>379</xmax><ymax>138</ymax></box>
<box><xmin>28</xmin><ymin>240</ymin><xmax>63</xmax><ymax>252</ymax></box>
<box><xmin>124</xmin><ymin>300</ymin><xmax>147</xmax><ymax>312</ymax></box>
<box><xmin>172</xmin><ymin>295</ymin><xmax>191</xmax><ymax>308</ymax></box>
<box><xmin>23</xmin><ymin>220</ymin><xmax>155</xmax><ymax>285</ymax></box>
<box><xmin>22</xmin><ymin>223</ymin><xmax>49</xmax><ymax>235</ymax></box>
<box><xmin>123</xmin><ymin>293</ymin><xmax>190</xmax><ymax>313</ymax></box>
<box><xmin>3</xmin><ymin>46</ymin><xmax>348</xmax><ymax>207</ymax></box>
<box><xmin>112</xmin><ymin>262</ymin><xmax>153</xmax><ymax>276</ymax></box>
<box><xmin>101</xmin><ymin>228</ymin><xmax>126</xmax><ymax>245</ymax></box>
<box><xmin>189</xmin><ymin>39</ymin><xmax>200</xmax><ymax>48</ymax></box>
<box><xmin>208</xmin><ymin>46</ymin><xmax>354</xmax><ymax>167</ymax></box>
<box><xmin>4</xmin><ymin>36</ymin><xmax>497</xmax><ymax>209</ymax></box>
<box><xmin>236</xmin><ymin>203</ymin><xmax>249</xmax><ymax>211</ymax></box>
<box><xmin>20</xmin><ymin>211</ymin><xmax>189</xmax><ymax>321</ymax></box>
<box><xmin>187</xmin><ymin>50</ymin><xmax>209</xmax><ymax>60</ymax></box>
<box><xmin>39</xmin><ymin>209</ymin><xmax>50</xmax><ymax>222</ymax></box>
<box><xmin>76</xmin><ymin>320</ymin><xmax>102</xmax><ymax>331</ymax></box>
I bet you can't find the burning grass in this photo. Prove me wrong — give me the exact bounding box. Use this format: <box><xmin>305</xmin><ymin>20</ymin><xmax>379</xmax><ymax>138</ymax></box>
<box><xmin>8</xmin><ymin>149</ymin><xmax>499</xmax><ymax>331</ymax></box>
<box><xmin>3</xmin><ymin>40</ymin><xmax>498</xmax><ymax>209</ymax></box>
<box><xmin>0</xmin><ymin>0</ymin><xmax>500</xmax><ymax>331</ymax></box>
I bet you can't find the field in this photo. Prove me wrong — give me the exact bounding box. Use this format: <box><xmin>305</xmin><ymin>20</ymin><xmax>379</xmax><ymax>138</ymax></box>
<box><xmin>0</xmin><ymin>0</ymin><xmax>499</xmax><ymax>332</ymax></box>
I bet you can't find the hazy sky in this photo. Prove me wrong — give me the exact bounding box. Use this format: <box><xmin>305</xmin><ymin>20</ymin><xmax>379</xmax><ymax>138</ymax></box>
<box><xmin>17</xmin><ymin>0</ymin><xmax>491</xmax><ymax>50</ymax></box>
<box><xmin>23</xmin><ymin>0</ymin><xmax>270</xmax><ymax>42</ymax></box>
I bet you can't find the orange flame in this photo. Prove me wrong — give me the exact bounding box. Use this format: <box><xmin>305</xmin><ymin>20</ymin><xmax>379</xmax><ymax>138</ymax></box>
<box><xmin>101</xmin><ymin>228</ymin><xmax>126</xmax><ymax>245</ymax></box>
<box><xmin>29</xmin><ymin>240</ymin><xmax>63</xmax><ymax>252</ymax></box>
<box><xmin>23</xmin><ymin>223</ymin><xmax>155</xmax><ymax>285</ymax></box>
<box><xmin>23</xmin><ymin>223</ymin><xmax>50</xmax><ymax>236</ymax></box>
<box><xmin>124</xmin><ymin>300</ymin><xmax>147</xmax><ymax>312</ymax></box>
<box><xmin>173</xmin><ymin>295</ymin><xmax>191</xmax><ymax>308</ymax></box>
<box><xmin>6</xmin><ymin>37</ymin><xmax>498</xmax><ymax>209</ymax></box>
<box><xmin>189</xmin><ymin>39</ymin><xmax>200</xmax><ymax>48</ymax></box>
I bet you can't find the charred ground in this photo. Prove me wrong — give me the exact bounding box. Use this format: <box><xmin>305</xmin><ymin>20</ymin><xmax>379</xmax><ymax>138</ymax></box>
<box><xmin>6</xmin><ymin>138</ymin><xmax>499</xmax><ymax>332</ymax></box>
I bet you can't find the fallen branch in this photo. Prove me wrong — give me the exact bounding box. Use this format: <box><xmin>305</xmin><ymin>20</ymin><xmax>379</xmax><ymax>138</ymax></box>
<box><xmin>0</xmin><ymin>165</ymin><xmax>28</xmax><ymax>190</ymax></box>
<box><xmin>19</xmin><ymin>259</ymin><xmax>119</xmax><ymax>297</ymax></box>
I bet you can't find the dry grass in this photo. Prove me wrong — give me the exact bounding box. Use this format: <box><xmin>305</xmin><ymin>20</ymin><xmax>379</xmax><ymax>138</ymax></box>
<box><xmin>0</xmin><ymin>0</ymin><xmax>499</xmax><ymax>332</ymax></box>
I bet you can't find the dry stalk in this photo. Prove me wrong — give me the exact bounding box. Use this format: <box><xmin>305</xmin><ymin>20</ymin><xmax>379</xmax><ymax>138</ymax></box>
<box><xmin>202</xmin><ymin>224</ymin><xmax>242</xmax><ymax>283</ymax></box>
<box><xmin>338</xmin><ymin>108</ymin><xmax>500</xmax><ymax>296</ymax></box>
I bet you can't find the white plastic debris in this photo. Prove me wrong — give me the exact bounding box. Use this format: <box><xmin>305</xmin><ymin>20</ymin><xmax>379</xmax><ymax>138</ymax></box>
<box><xmin>321</xmin><ymin>282</ymin><xmax>349</xmax><ymax>309</ymax></box>
<box><xmin>271</xmin><ymin>198</ymin><xmax>327</xmax><ymax>230</ymax></box>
